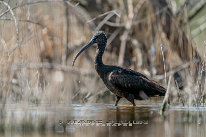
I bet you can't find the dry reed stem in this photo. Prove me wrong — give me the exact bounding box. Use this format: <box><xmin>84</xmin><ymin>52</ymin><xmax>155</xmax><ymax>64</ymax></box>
<box><xmin>62</xmin><ymin>0</ymin><xmax>70</xmax><ymax>65</ymax></box>
<box><xmin>107</xmin><ymin>28</ymin><xmax>121</xmax><ymax>45</ymax></box>
<box><xmin>105</xmin><ymin>4</ymin><xmax>168</xmax><ymax>27</ymax></box>
<box><xmin>87</xmin><ymin>10</ymin><xmax>120</xmax><ymax>24</ymax></box>
<box><xmin>154</xmin><ymin>59</ymin><xmax>200</xmax><ymax>80</ymax></box>
<box><xmin>118</xmin><ymin>0</ymin><xmax>146</xmax><ymax>66</ymax></box>
<box><xmin>175</xmin><ymin>80</ymin><xmax>185</xmax><ymax>106</ymax></box>
<box><xmin>0</xmin><ymin>18</ymin><xmax>44</xmax><ymax>27</ymax></box>
<box><xmin>118</xmin><ymin>0</ymin><xmax>134</xmax><ymax>66</ymax></box>
<box><xmin>7</xmin><ymin>62</ymin><xmax>95</xmax><ymax>75</ymax></box>
<box><xmin>0</xmin><ymin>0</ymin><xmax>78</xmax><ymax>18</ymax></box>
<box><xmin>94</xmin><ymin>12</ymin><xmax>116</xmax><ymax>32</ymax></box>
<box><xmin>160</xmin><ymin>44</ymin><xmax>167</xmax><ymax>85</ymax></box>
<box><xmin>0</xmin><ymin>1</ymin><xmax>21</xmax><ymax>59</ymax></box>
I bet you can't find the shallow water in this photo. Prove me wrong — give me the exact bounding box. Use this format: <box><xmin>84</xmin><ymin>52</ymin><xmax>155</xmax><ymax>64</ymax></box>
<box><xmin>0</xmin><ymin>104</ymin><xmax>206</xmax><ymax>137</ymax></box>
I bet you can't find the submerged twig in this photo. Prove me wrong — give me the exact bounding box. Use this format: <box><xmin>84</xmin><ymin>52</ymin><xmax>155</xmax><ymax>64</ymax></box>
<box><xmin>160</xmin><ymin>76</ymin><xmax>172</xmax><ymax>115</ymax></box>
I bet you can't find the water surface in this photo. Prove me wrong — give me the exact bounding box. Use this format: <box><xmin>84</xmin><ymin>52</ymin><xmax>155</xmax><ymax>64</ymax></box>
<box><xmin>0</xmin><ymin>104</ymin><xmax>206</xmax><ymax>137</ymax></box>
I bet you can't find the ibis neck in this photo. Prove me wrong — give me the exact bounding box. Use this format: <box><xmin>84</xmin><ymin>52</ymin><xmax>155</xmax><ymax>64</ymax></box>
<box><xmin>94</xmin><ymin>43</ymin><xmax>107</xmax><ymax>79</ymax></box>
<box><xmin>95</xmin><ymin>47</ymin><xmax>106</xmax><ymax>79</ymax></box>
<box><xmin>95</xmin><ymin>47</ymin><xmax>104</xmax><ymax>66</ymax></box>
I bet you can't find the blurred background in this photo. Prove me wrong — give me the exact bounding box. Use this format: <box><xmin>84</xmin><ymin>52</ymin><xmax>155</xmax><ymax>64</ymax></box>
<box><xmin>0</xmin><ymin>0</ymin><xmax>206</xmax><ymax>136</ymax></box>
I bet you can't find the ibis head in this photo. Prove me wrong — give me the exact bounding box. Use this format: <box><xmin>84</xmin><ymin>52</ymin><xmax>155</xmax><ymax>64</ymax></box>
<box><xmin>72</xmin><ymin>31</ymin><xmax>107</xmax><ymax>66</ymax></box>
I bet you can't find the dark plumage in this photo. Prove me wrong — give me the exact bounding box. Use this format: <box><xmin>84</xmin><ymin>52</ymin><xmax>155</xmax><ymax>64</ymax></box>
<box><xmin>72</xmin><ymin>31</ymin><xmax>166</xmax><ymax>106</ymax></box>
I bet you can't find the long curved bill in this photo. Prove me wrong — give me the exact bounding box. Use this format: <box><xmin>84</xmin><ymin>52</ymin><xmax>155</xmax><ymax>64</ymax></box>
<box><xmin>72</xmin><ymin>40</ymin><xmax>94</xmax><ymax>66</ymax></box>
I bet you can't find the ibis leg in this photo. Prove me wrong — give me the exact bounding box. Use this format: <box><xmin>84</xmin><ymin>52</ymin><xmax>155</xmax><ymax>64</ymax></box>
<box><xmin>115</xmin><ymin>96</ymin><xmax>121</xmax><ymax>106</ymax></box>
<box><xmin>125</xmin><ymin>93</ymin><xmax>136</xmax><ymax>106</ymax></box>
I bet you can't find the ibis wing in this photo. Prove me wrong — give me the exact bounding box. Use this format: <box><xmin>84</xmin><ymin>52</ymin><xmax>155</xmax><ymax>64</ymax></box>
<box><xmin>109</xmin><ymin>69</ymin><xmax>166</xmax><ymax>96</ymax></box>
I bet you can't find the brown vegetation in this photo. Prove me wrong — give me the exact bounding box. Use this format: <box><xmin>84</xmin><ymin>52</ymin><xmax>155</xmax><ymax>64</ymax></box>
<box><xmin>0</xmin><ymin>0</ymin><xmax>205</xmax><ymax>110</ymax></box>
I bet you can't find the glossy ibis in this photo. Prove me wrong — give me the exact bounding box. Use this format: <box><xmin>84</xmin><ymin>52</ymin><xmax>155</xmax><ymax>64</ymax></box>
<box><xmin>72</xmin><ymin>31</ymin><xmax>166</xmax><ymax>106</ymax></box>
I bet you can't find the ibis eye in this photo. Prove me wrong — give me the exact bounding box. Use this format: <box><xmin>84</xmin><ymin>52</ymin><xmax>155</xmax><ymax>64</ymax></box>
<box><xmin>93</xmin><ymin>36</ymin><xmax>98</xmax><ymax>41</ymax></box>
